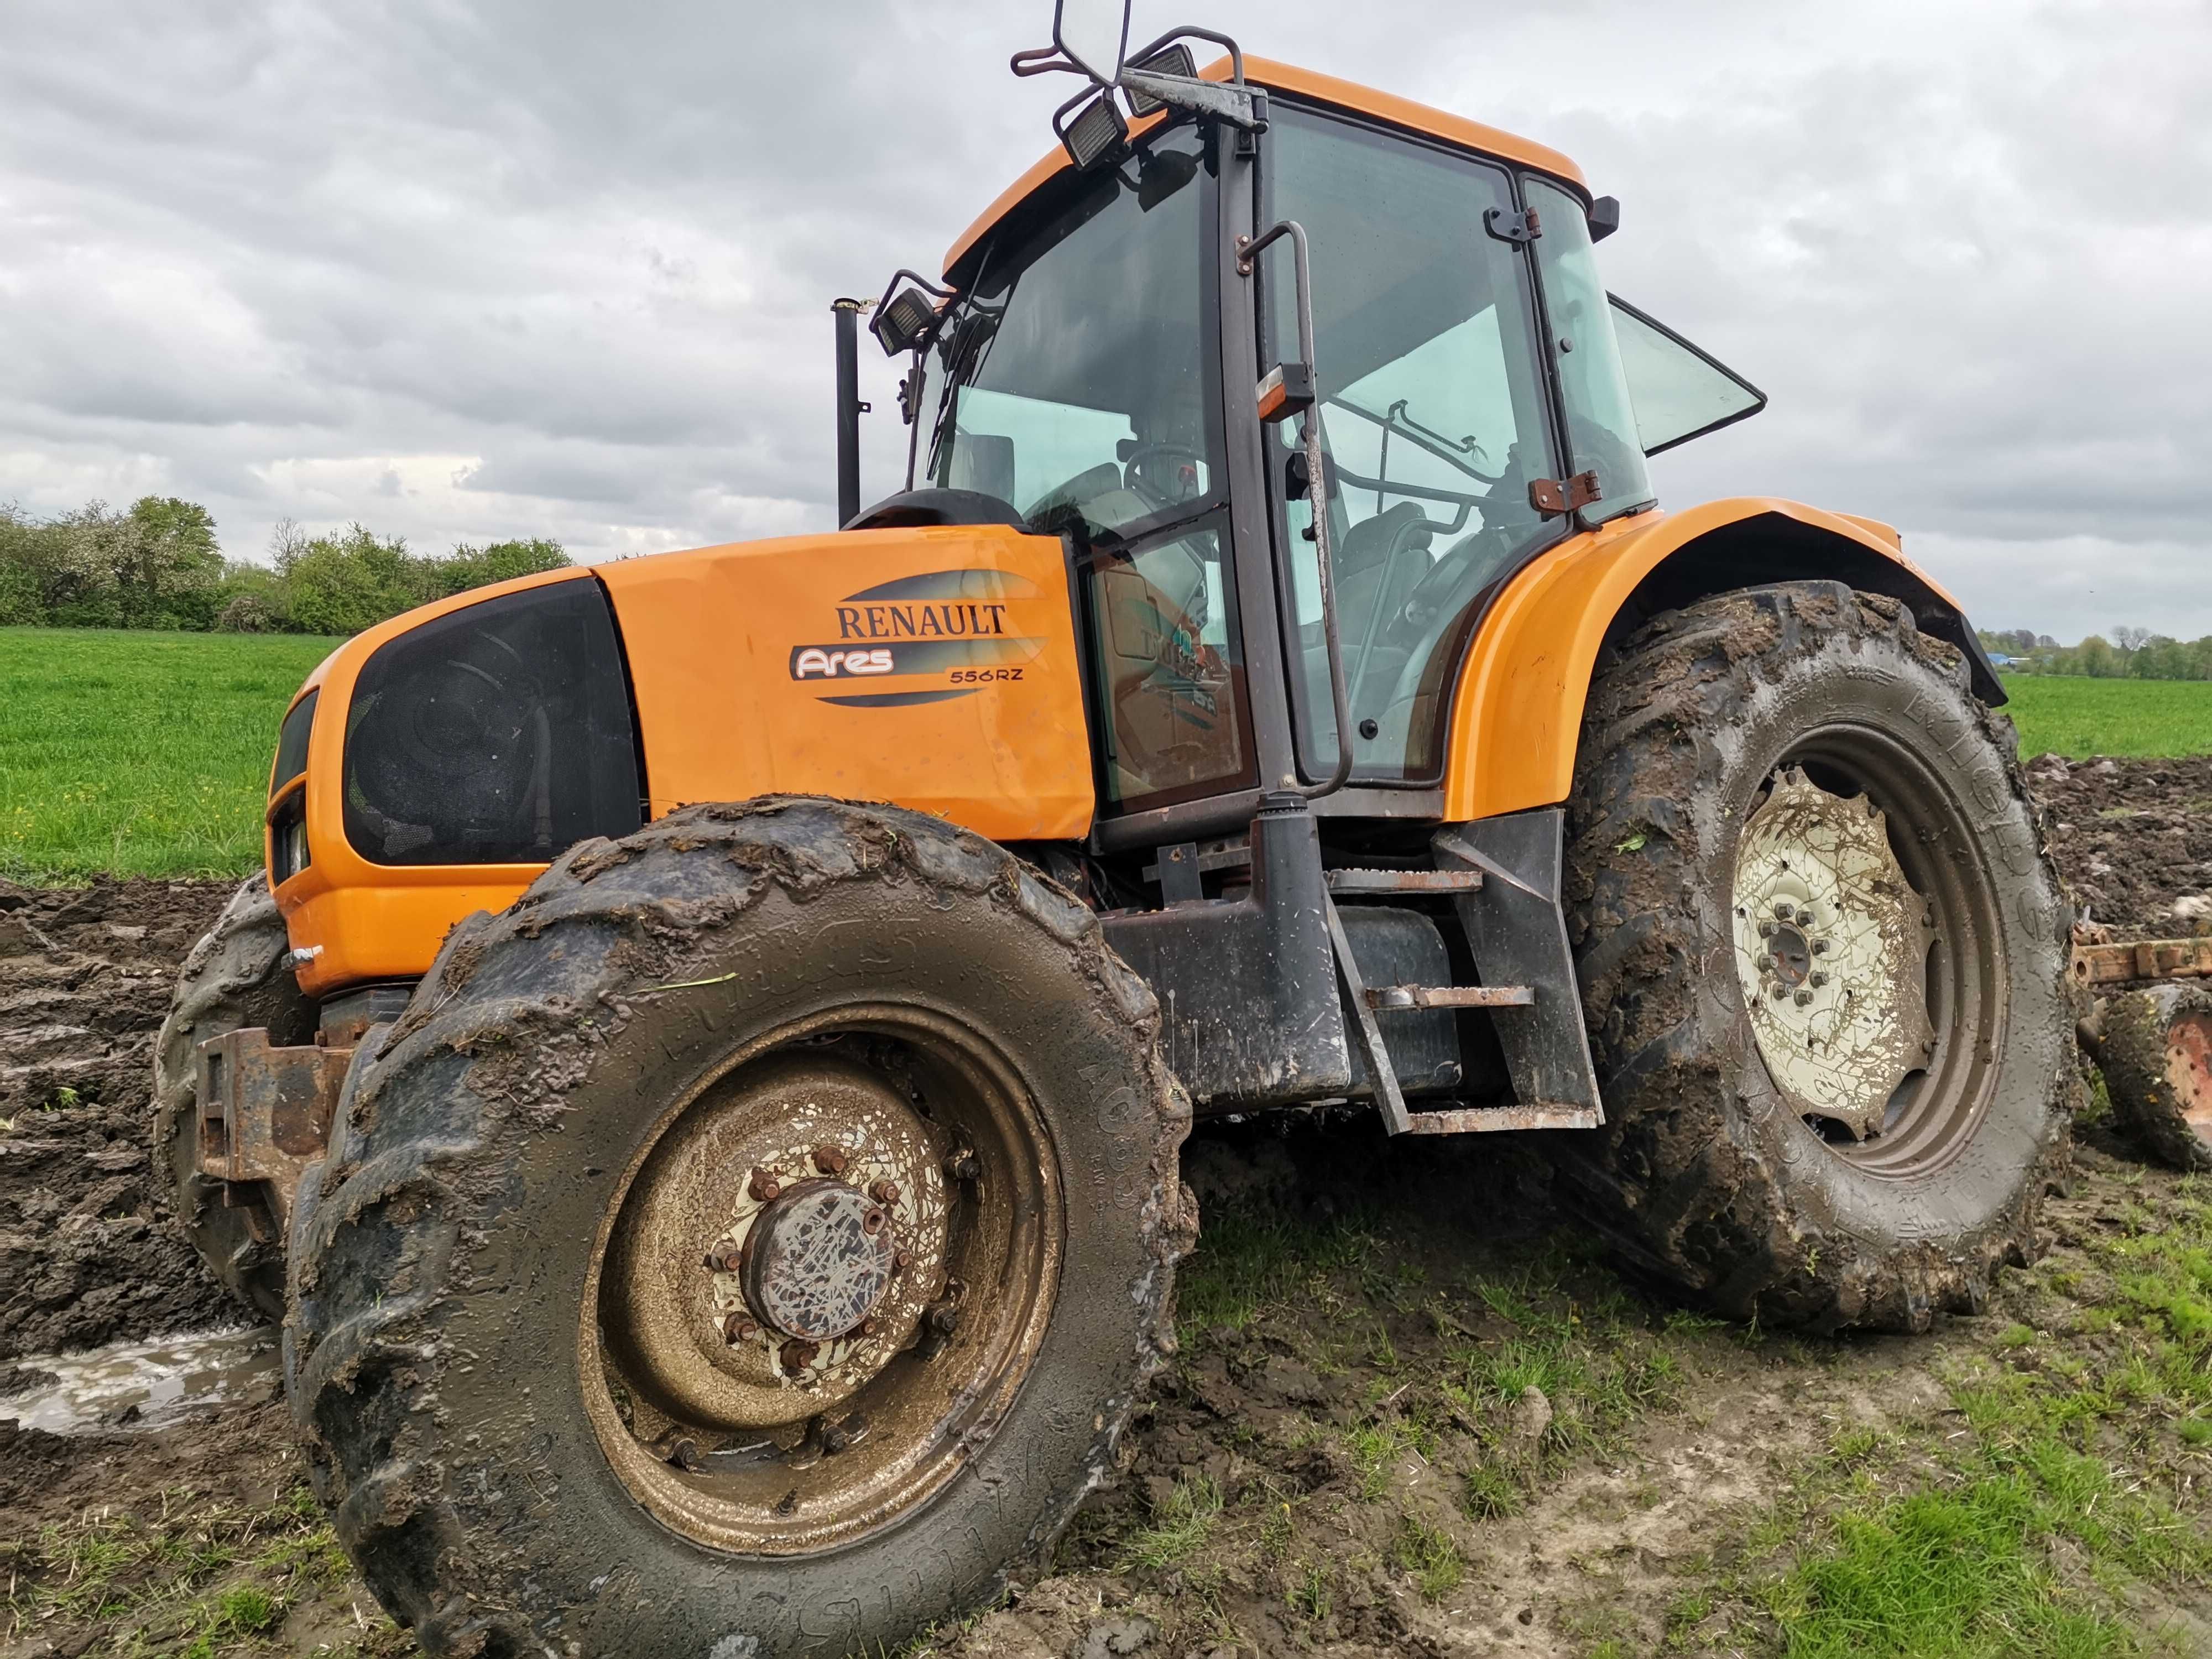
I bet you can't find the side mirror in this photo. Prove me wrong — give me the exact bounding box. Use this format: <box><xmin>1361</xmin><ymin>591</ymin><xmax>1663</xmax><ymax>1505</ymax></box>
<box><xmin>1053</xmin><ymin>0</ymin><xmax>1130</xmax><ymax>87</ymax></box>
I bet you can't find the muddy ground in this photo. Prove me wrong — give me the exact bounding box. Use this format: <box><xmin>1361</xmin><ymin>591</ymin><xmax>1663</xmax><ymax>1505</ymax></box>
<box><xmin>2029</xmin><ymin>752</ymin><xmax>2212</xmax><ymax>935</ymax></box>
<box><xmin>3</xmin><ymin>756</ymin><xmax>2209</xmax><ymax>1657</ymax></box>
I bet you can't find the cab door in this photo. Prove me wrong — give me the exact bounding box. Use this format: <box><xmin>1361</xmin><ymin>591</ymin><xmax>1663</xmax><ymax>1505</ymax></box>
<box><xmin>1251</xmin><ymin>105</ymin><xmax>1569</xmax><ymax>785</ymax></box>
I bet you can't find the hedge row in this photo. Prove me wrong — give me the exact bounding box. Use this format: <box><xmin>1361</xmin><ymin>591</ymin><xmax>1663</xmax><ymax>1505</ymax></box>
<box><xmin>0</xmin><ymin>497</ymin><xmax>568</xmax><ymax>636</ymax></box>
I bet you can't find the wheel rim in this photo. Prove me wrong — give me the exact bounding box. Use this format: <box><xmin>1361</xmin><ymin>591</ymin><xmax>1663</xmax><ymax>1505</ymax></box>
<box><xmin>2161</xmin><ymin>1010</ymin><xmax>2212</xmax><ymax>1155</ymax></box>
<box><xmin>579</xmin><ymin>1003</ymin><xmax>1061</xmax><ymax>1554</ymax></box>
<box><xmin>1729</xmin><ymin>733</ymin><xmax>2006</xmax><ymax>1177</ymax></box>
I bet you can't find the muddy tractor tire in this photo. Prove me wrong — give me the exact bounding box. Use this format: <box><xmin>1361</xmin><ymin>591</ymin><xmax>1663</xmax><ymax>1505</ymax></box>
<box><xmin>289</xmin><ymin>797</ymin><xmax>1191</xmax><ymax>1658</ymax></box>
<box><xmin>1562</xmin><ymin>582</ymin><xmax>2072</xmax><ymax>1331</ymax></box>
<box><xmin>152</xmin><ymin>872</ymin><xmax>314</xmax><ymax>1318</ymax></box>
<box><xmin>2082</xmin><ymin>984</ymin><xmax>2212</xmax><ymax>1171</ymax></box>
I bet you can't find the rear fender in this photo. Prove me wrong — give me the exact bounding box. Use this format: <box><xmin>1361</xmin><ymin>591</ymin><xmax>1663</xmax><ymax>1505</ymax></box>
<box><xmin>1439</xmin><ymin>498</ymin><xmax>1999</xmax><ymax>823</ymax></box>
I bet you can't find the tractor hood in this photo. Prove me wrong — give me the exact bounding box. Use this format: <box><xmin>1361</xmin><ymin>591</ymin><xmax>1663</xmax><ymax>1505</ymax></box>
<box><xmin>264</xmin><ymin>524</ymin><xmax>1091</xmax><ymax>995</ymax></box>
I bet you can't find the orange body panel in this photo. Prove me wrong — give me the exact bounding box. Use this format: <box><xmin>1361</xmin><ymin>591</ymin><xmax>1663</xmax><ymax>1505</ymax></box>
<box><xmin>944</xmin><ymin>56</ymin><xmax>1588</xmax><ymax>278</ymax></box>
<box><xmin>596</xmin><ymin>525</ymin><xmax>1091</xmax><ymax>831</ymax></box>
<box><xmin>1438</xmin><ymin>499</ymin><xmax>1964</xmax><ymax>822</ymax></box>
<box><xmin>270</xmin><ymin>530</ymin><xmax>1091</xmax><ymax>997</ymax></box>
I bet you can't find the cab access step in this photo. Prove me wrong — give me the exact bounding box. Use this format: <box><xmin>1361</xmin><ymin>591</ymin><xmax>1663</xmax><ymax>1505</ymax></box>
<box><xmin>1102</xmin><ymin>792</ymin><xmax>1605</xmax><ymax>1134</ymax></box>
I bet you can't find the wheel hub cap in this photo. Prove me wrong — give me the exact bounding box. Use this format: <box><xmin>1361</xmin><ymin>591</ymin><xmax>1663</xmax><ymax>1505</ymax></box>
<box><xmin>1733</xmin><ymin>767</ymin><xmax>1937</xmax><ymax>1140</ymax></box>
<box><xmin>742</xmin><ymin>1181</ymin><xmax>895</xmax><ymax>1342</ymax></box>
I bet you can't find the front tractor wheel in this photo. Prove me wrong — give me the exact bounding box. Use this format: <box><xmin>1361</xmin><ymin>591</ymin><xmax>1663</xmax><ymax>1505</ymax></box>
<box><xmin>290</xmin><ymin>799</ymin><xmax>1191</xmax><ymax>1657</ymax></box>
<box><xmin>1564</xmin><ymin>582</ymin><xmax>2071</xmax><ymax>1331</ymax></box>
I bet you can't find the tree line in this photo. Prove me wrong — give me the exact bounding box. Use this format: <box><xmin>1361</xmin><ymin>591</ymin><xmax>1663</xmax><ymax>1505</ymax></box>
<box><xmin>0</xmin><ymin>496</ymin><xmax>568</xmax><ymax>637</ymax></box>
<box><xmin>1979</xmin><ymin>627</ymin><xmax>2212</xmax><ymax>680</ymax></box>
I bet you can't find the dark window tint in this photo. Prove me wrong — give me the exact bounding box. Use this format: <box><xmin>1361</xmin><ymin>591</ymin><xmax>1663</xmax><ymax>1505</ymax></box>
<box><xmin>343</xmin><ymin>579</ymin><xmax>643</xmax><ymax>866</ymax></box>
<box><xmin>272</xmin><ymin>688</ymin><xmax>317</xmax><ymax>794</ymax></box>
<box><xmin>1077</xmin><ymin>513</ymin><xmax>1254</xmax><ymax>812</ymax></box>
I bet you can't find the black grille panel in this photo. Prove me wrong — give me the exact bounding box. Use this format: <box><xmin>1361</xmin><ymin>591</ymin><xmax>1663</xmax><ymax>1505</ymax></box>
<box><xmin>342</xmin><ymin>579</ymin><xmax>643</xmax><ymax>865</ymax></box>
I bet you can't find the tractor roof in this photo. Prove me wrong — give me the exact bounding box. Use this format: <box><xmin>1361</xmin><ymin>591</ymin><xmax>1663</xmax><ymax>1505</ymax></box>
<box><xmin>943</xmin><ymin>55</ymin><xmax>1588</xmax><ymax>283</ymax></box>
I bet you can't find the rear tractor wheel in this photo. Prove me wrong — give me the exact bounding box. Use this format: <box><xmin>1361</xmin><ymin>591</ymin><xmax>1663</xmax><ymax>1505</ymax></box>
<box><xmin>1564</xmin><ymin>582</ymin><xmax>2072</xmax><ymax>1331</ymax></box>
<box><xmin>290</xmin><ymin>797</ymin><xmax>1191</xmax><ymax>1657</ymax></box>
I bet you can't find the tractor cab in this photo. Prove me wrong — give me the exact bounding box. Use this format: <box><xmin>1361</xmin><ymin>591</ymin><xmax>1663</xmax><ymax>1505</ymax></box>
<box><xmin>858</xmin><ymin>21</ymin><xmax>1764</xmax><ymax>844</ymax></box>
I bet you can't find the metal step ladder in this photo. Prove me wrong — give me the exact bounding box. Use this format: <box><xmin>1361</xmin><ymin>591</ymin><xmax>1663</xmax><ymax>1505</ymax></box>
<box><xmin>1321</xmin><ymin>810</ymin><xmax>1606</xmax><ymax>1137</ymax></box>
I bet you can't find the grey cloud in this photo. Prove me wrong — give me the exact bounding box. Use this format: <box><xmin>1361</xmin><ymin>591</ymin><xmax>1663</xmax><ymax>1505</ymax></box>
<box><xmin>2</xmin><ymin>0</ymin><xmax>2208</xmax><ymax>639</ymax></box>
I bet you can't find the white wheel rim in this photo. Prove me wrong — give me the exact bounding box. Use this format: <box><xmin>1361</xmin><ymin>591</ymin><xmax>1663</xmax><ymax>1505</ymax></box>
<box><xmin>1731</xmin><ymin>767</ymin><xmax>1937</xmax><ymax>1140</ymax></box>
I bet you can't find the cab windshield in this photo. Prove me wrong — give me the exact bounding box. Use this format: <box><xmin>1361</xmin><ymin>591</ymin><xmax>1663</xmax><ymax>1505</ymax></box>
<box><xmin>920</xmin><ymin>123</ymin><xmax>1222</xmax><ymax>542</ymax></box>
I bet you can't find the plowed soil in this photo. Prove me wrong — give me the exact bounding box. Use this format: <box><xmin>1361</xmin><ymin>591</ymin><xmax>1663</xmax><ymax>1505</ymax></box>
<box><xmin>0</xmin><ymin>877</ymin><xmax>237</xmax><ymax>1362</ymax></box>
<box><xmin>2028</xmin><ymin>752</ymin><xmax>2212</xmax><ymax>934</ymax></box>
<box><xmin>3</xmin><ymin>756</ymin><xmax>2208</xmax><ymax>1658</ymax></box>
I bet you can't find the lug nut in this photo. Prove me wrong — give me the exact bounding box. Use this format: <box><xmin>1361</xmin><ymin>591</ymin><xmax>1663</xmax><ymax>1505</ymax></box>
<box><xmin>868</xmin><ymin>1178</ymin><xmax>901</xmax><ymax>1206</ymax></box>
<box><xmin>1757</xmin><ymin>918</ymin><xmax>1775</xmax><ymax>937</ymax></box>
<box><xmin>1812</xmin><ymin>938</ymin><xmax>1829</xmax><ymax>955</ymax></box>
<box><xmin>863</xmin><ymin>1207</ymin><xmax>886</xmax><ymax>1235</ymax></box>
<box><xmin>660</xmin><ymin>1434</ymin><xmax>701</xmax><ymax>1472</ymax></box>
<box><xmin>812</xmin><ymin>1145</ymin><xmax>849</xmax><ymax>1176</ymax></box>
<box><xmin>893</xmin><ymin>1248</ymin><xmax>914</xmax><ymax>1275</ymax></box>
<box><xmin>780</xmin><ymin>1338</ymin><xmax>820</xmax><ymax>1373</ymax></box>
<box><xmin>723</xmin><ymin>1312</ymin><xmax>758</xmax><ymax>1344</ymax></box>
<box><xmin>857</xmin><ymin>1317</ymin><xmax>878</xmax><ymax>1337</ymax></box>
<box><xmin>947</xmin><ymin>1150</ymin><xmax>981</xmax><ymax>1183</ymax></box>
<box><xmin>748</xmin><ymin>1167</ymin><xmax>781</xmax><ymax>1203</ymax></box>
<box><xmin>1809</xmin><ymin>971</ymin><xmax>1828</xmax><ymax>988</ymax></box>
<box><xmin>1772</xmin><ymin>900</ymin><xmax>1793</xmax><ymax>919</ymax></box>
<box><xmin>1771</xmin><ymin>983</ymin><xmax>1789</xmax><ymax>1000</ymax></box>
<box><xmin>1793</xmin><ymin>988</ymin><xmax>1814</xmax><ymax>1006</ymax></box>
<box><xmin>705</xmin><ymin>1242</ymin><xmax>744</xmax><ymax>1273</ymax></box>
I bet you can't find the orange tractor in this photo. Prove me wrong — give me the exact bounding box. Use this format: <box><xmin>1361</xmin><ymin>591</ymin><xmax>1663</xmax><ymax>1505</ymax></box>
<box><xmin>156</xmin><ymin>7</ymin><xmax>2070</xmax><ymax>1652</ymax></box>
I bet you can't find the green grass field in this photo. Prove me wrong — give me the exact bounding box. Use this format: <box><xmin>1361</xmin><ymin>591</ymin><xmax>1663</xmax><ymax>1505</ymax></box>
<box><xmin>3</xmin><ymin>630</ymin><xmax>2208</xmax><ymax>884</ymax></box>
<box><xmin>1999</xmin><ymin>674</ymin><xmax>2212</xmax><ymax>760</ymax></box>
<box><xmin>0</xmin><ymin>627</ymin><xmax>340</xmax><ymax>882</ymax></box>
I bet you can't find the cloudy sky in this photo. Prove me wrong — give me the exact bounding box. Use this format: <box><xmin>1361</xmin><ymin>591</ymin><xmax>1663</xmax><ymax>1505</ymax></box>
<box><xmin>3</xmin><ymin>0</ymin><xmax>2207</xmax><ymax>639</ymax></box>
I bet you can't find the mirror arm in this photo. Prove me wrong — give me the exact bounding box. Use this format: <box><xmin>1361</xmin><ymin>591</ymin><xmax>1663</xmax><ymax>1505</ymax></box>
<box><xmin>1118</xmin><ymin>68</ymin><xmax>1265</xmax><ymax>129</ymax></box>
<box><xmin>1237</xmin><ymin>220</ymin><xmax>1351</xmax><ymax>802</ymax></box>
<box><xmin>1010</xmin><ymin>45</ymin><xmax>1079</xmax><ymax>77</ymax></box>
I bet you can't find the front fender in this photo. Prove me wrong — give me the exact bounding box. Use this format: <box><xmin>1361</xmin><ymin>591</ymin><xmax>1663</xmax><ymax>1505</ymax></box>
<box><xmin>1438</xmin><ymin>497</ymin><xmax>1995</xmax><ymax>823</ymax></box>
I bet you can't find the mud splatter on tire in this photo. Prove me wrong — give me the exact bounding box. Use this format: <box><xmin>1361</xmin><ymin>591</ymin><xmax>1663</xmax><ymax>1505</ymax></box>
<box><xmin>150</xmin><ymin>874</ymin><xmax>314</xmax><ymax>1319</ymax></box>
<box><xmin>1561</xmin><ymin>582</ymin><xmax>2073</xmax><ymax>1332</ymax></box>
<box><xmin>291</xmin><ymin>797</ymin><xmax>1191</xmax><ymax>1658</ymax></box>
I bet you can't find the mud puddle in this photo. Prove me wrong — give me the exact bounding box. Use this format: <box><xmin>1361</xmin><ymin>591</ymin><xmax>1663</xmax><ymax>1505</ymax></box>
<box><xmin>0</xmin><ymin>1323</ymin><xmax>278</xmax><ymax>1434</ymax></box>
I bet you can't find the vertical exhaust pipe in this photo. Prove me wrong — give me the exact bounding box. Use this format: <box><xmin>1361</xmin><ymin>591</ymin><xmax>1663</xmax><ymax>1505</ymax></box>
<box><xmin>832</xmin><ymin>298</ymin><xmax>867</xmax><ymax>527</ymax></box>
